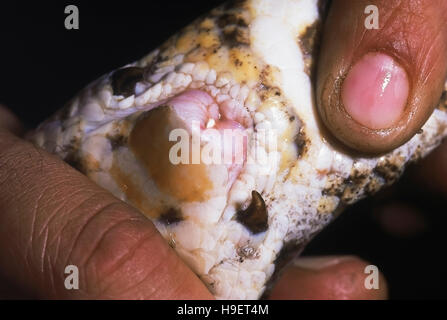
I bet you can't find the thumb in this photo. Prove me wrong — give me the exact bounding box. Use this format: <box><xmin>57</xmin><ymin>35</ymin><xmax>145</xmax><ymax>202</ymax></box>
<box><xmin>316</xmin><ymin>0</ymin><xmax>447</xmax><ymax>154</ymax></box>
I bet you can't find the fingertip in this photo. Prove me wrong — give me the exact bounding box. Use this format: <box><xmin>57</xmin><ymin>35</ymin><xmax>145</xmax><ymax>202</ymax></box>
<box><xmin>341</xmin><ymin>53</ymin><xmax>409</xmax><ymax>130</ymax></box>
<box><xmin>269</xmin><ymin>256</ymin><xmax>388</xmax><ymax>300</ymax></box>
<box><xmin>316</xmin><ymin>0</ymin><xmax>447</xmax><ymax>154</ymax></box>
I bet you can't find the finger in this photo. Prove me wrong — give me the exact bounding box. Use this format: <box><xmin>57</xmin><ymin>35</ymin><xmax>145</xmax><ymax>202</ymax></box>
<box><xmin>317</xmin><ymin>0</ymin><xmax>447</xmax><ymax>154</ymax></box>
<box><xmin>0</xmin><ymin>130</ymin><xmax>213</xmax><ymax>299</ymax></box>
<box><xmin>269</xmin><ymin>256</ymin><xmax>388</xmax><ymax>300</ymax></box>
<box><xmin>0</xmin><ymin>105</ymin><xmax>24</xmax><ymax>135</ymax></box>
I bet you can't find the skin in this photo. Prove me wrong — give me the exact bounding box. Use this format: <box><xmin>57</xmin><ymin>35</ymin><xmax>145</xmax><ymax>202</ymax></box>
<box><xmin>317</xmin><ymin>0</ymin><xmax>447</xmax><ymax>154</ymax></box>
<box><xmin>3</xmin><ymin>0</ymin><xmax>447</xmax><ymax>300</ymax></box>
<box><xmin>270</xmin><ymin>257</ymin><xmax>388</xmax><ymax>300</ymax></box>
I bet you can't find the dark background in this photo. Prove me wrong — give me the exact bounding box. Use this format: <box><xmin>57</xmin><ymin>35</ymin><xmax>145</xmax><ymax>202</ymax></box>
<box><xmin>0</xmin><ymin>1</ymin><xmax>446</xmax><ymax>299</ymax></box>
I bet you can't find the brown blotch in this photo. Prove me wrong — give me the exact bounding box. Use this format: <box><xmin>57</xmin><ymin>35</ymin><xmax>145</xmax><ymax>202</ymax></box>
<box><xmin>234</xmin><ymin>58</ymin><xmax>243</xmax><ymax>67</ymax></box>
<box><xmin>111</xmin><ymin>66</ymin><xmax>144</xmax><ymax>97</ymax></box>
<box><xmin>257</xmin><ymin>86</ymin><xmax>280</xmax><ymax>101</ymax></box>
<box><xmin>259</xmin><ymin>66</ymin><xmax>273</xmax><ymax>87</ymax></box>
<box><xmin>322</xmin><ymin>177</ymin><xmax>345</xmax><ymax>198</ymax></box>
<box><xmin>236</xmin><ymin>191</ymin><xmax>268</xmax><ymax>234</ymax></box>
<box><xmin>339</xmin><ymin>168</ymin><xmax>370</xmax><ymax>204</ymax></box>
<box><xmin>323</xmin><ymin>167</ymin><xmax>381</xmax><ymax>203</ymax></box>
<box><xmin>108</xmin><ymin>134</ymin><xmax>128</xmax><ymax>151</ymax></box>
<box><xmin>364</xmin><ymin>176</ymin><xmax>382</xmax><ymax>196</ymax></box>
<box><xmin>142</xmin><ymin>52</ymin><xmax>165</xmax><ymax>77</ymax></box>
<box><xmin>294</xmin><ymin>127</ymin><xmax>308</xmax><ymax>158</ymax></box>
<box><xmin>159</xmin><ymin>208</ymin><xmax>183</xmax><ymax>225</ymax></box>
<box><xmin>217</xmin><ymin>12</ymin><xmax>248</xmax><ymax>28</ymax></box>
<box><xmin>373</xmin><ymin>159</ymin><xmax>404</xmax><ymax>184</ymax></box>
<box><xmin>344</xmin><ymin>169</ymin><xmax>368</xmax><ymax>186</ymax></box>
<box><xmin>297</xmin><ymin>20</ymin><xmax>322</xmax><ymax>78</ymax></box>
<box><xmin>256</xmin><ymin>66</ymin><xmax>284</xmax><ymax>101</ymax></box>
<box><xmin>221</xmin><ymin>27</ymin><xmax>250</xmax><ymax>48</ymax></box>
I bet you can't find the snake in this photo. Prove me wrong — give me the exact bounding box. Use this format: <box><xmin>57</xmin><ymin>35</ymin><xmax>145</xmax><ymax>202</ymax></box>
<box><xmin>29</xmin><ymin>0</ymin><xmax>447</xmax><ymax>299</ymax></box>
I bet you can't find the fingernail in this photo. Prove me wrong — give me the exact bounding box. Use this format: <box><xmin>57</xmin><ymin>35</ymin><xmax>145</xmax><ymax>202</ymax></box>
<box><xmin>342</xmin><ymin>53</ymin><xmax>409</xmax><ymax>129</ymax></box>
<box><xmin>293</xmin><ymin>256</ymin><xmax>355</xmax><ymax>271</ymax></box>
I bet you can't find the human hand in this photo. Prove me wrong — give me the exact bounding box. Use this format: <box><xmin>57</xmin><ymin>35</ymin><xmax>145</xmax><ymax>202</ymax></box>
<box><xmin>8</xmin><ymin>0</ymin><xmax>447</xmax><ymax>300</ymax></box>
<box><xmin>316</xmin><ymin>0</ymin><xmax>447</xmax><ymax>154</ymax></box>
<box><xmin>0</xmin><ymin>105</ymin><xmax>387</xmax><ymax>300</ymax></box>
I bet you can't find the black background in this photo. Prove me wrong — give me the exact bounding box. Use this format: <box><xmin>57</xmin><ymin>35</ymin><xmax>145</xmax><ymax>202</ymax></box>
<box><xmin>0</xmin><ymin>1</ymin><xmax>446</xmax><ymax>299</ymax></box>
